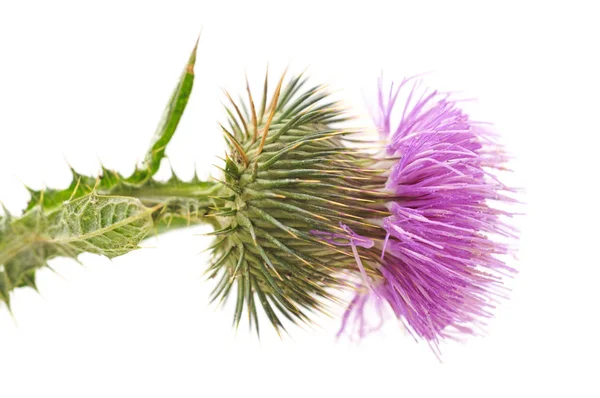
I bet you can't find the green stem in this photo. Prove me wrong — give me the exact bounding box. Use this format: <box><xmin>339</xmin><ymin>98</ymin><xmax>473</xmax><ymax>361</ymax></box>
<box><xmin>104</xmin><ymin>179</ymin><xmax>225</xmax><ymax>233</ymax></box>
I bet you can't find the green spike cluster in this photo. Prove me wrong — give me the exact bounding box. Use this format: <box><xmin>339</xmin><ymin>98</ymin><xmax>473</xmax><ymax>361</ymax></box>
<box><xmin>204</xmin><ymin>70</ymin><xmax>393</xmax><ymax>334</ymax></box>
<box><xmin>1</xmin><ymin>40</ymin><xmax>393</xmax><ymax>334</ymax></box>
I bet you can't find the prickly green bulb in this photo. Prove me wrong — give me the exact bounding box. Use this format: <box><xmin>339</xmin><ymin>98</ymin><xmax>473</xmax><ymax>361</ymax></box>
<box><xmin>205</xmin><ymin>71</ymin><xmax>390</xmax><ymax>333</ymax></box>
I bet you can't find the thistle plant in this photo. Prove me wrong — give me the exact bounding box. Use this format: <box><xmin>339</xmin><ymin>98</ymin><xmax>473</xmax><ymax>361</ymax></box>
<box><xmin>0</xmin><ymin>40</ymin><xmax>518</xmax><ymax>348</ymax></box>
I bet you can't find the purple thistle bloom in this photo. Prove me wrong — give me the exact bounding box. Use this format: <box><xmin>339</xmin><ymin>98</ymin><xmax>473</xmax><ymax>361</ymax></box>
<box><xmin>335</xmin><ymin>77</ymin><xmax>518</xmax><ymax>347</ymax></box>
<box><xmin>0</xmin><ymin>41</ymin><xmax>521</xmax><ymax>345</ymax></box>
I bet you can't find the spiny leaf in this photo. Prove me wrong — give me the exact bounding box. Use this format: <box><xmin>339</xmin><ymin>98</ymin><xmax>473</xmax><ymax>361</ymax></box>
<box><xmin>23</xmin><ymin>39</ymin><xmax>203</xmax><ymax>215</ymax></box>
<box><xmin>141</xmin><ymin>37</ymin><xmax>200</xmax><ymax>178</ymax></box>
<box><xmin>0</xmin><ymin>193</ymin><xmax>155</xmax><ymax>306</ymax></box>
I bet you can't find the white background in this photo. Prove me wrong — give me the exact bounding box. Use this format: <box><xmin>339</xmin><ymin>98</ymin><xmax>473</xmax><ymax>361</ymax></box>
<box><xmin>1</xmin><ymin>1</ymin><xmax>598</xmax><ymax>397</ymax></box>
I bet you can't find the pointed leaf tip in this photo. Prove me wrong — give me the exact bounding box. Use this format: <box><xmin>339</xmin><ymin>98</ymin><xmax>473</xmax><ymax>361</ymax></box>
<box><xmin>141</xmin><ymin>36</ymin><xmax>199</xmax><ymax>179</ymax></box>
<box><xmin>186</xmin><ymin>33</ymin><xmax>201</xmax><ymax>75</ymax></box>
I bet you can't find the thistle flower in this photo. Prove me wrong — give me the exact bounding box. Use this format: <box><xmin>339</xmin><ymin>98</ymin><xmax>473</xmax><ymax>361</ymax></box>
<box><xmin>0</xmin><ymin>42</ymin><xmax>518</xmax><ymax>347</ymax></box>
<box><xmin>325</xmin><ymin>78</ymin><xmax>518</xmax><ymax>347</ymax></box>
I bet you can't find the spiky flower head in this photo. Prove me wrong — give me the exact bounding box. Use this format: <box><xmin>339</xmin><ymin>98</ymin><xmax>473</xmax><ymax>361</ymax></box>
<box><xmin>208</xmin><ymin>70</ymin><xmax>517</xmax><ymax>344</ymax></box>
